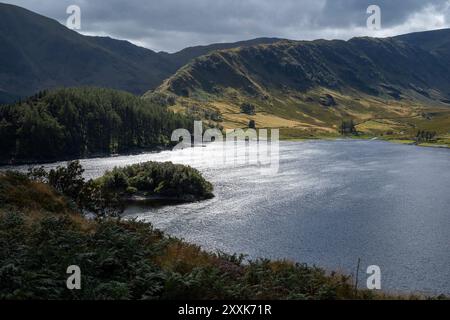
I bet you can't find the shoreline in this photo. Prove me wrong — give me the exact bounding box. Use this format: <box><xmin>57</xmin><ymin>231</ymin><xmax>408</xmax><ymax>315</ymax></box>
<box><xmin>1</xmin><ymin>136</ymin><xmax>448</xmax><ymax>168</ymax></box>
<box><xmin>0</xmin><ymin>145</ymin><xmax>173</xmax><ymax>167</ymax></box>
<box><xmin>282</xmin><ymin>135</ymin><xmax>450</xmax><ymax>149</ymax></box>
<box><xmin>123</xmin><ymin>194</ymin><xmax>214</xmax><ymax>207</ymax></box>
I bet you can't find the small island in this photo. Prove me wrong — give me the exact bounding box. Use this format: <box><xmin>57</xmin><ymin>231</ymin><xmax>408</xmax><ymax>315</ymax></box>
<box><xmin>96</xmin><ymin>161</ymin><xmax>214</xmax><ymax>204</ymax></box>
<box><xmin>23</xmin><ymin>160</ymin><xmax>214</xmax><ymax>218</ymax></box>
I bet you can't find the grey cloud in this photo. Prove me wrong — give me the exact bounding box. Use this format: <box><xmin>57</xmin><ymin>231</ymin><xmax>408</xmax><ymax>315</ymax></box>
<box><xmin>316</xmin><ymin>0</ymin><xmax>448</xmax><ymax>27</ymax></box>
<box><xmin>2</xmin><ymin>0</ymin><xmax>450</xmax><ymax>52</ymax></box>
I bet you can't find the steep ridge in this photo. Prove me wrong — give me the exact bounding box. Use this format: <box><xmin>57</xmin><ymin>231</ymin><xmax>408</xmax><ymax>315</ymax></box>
<box><xmin>149</xmin><ymin>30</ymin><xmax>450</xmax><ymax>136</ymax></box>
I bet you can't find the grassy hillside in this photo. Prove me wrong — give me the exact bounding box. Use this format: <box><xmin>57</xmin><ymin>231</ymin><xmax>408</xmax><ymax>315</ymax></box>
<box><xmin>0</xmin><ymin>169</ymin><xmax>437</xmax><ymax>300</ymax></box>
<box><xmin>146</xmin><ymin>32</ymin><xmax>450</xmax><ymax>144</ymax></box>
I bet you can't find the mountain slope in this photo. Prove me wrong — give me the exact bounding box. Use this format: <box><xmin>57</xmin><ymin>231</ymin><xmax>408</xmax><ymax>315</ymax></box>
<box><xmin>0</xmin><ymin>3</ymin><xmax>175</xmax><ymax>100</ymax></box>
<box><xmin>394</xmin><ymin>28</ymin><xmax>450</xmax><ymax>54</ymax></box>
<box><xmin>149</xmin><ymin>30</ymin><xmax>450</xmax><ymax>137</ymax></box>
<box><xmin>156</xmin><ymin>35</ymin><xmax>450</xmax><ymax>99</ymax></box>
<box><xmin>0</xmin><ymin>3</ymin><xmax>282</xmax><ymax>103</ymax></box>
<box><xmin>161</xmin><ymin>37</ymin><xmax>283</xmax><ymax>69</ymax></box>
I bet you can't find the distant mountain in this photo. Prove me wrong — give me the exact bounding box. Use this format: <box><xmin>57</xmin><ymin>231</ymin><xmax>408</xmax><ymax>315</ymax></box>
<box><xmin>157</xmin><ymin>33</ymin><xmax>450</xmax><ymax>100</ymax></box>
<box><xmin>0</xmin><ymin>3</ymin><xmax>281</xmax><ymax>103</ymax></box>
<box><xmin>0</xmin><ymin>3</ymin><xmax>172</xmax><ymax>100</ymax></box>
<box><xmin>150</xmin><ymin>29</ymin><xmax>450</xmax><ymax>135</ymax></box>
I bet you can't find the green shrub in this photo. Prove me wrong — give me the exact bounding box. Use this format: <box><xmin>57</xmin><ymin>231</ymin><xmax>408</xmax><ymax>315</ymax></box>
<box><xmin>240</xmin><ymin>103</ymin><xmax>256</xmax><ymax>115</ymax></box>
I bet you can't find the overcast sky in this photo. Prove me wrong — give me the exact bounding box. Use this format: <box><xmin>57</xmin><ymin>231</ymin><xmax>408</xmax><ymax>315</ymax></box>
<box><xmin>3</xmin><ymin>0</ymin><xmax>450</xmax><ymax>52</ymax></box>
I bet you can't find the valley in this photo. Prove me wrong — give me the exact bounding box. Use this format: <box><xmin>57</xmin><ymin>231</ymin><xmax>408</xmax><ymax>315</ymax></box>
<box><xmin>1</xmin><ymin>3</ymin><xmax>449</xmax><ymax>149</ymax></box>
<box><xmin>1</xmin><ymin>2</ymin><xmax>450</xmax><ymax>301</ymax></box>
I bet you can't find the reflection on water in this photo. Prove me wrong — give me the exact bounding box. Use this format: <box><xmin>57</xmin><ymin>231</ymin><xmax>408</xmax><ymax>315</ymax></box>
<box><xmin>7</xmin><ymin>140</ymin><xmax>450</xmax><ymax>295</ymax></box>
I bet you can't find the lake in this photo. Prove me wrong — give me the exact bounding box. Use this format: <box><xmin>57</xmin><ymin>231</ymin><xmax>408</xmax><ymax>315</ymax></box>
<box><xmin>7</xmin><ymin>140</ymin><xmax>450</xmax><ymax>295</ymax></box>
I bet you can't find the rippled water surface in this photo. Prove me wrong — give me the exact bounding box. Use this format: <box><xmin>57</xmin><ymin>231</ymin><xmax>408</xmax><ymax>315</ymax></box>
<box><xmin>9</xmin><ymin>140</ymin><xmax>450</xmax><ymax>294</ymax></box>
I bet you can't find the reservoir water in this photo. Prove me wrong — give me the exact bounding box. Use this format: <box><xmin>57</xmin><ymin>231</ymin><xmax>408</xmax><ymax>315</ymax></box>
<box><xmin>7</xmin><ymin>140</ymin><xmax>450</xmax><ymax>295</ymax></box>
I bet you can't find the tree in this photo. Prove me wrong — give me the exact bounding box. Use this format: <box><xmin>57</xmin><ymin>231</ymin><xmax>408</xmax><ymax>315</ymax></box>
<box><xmin>78</xmin><ymin>180</ymin><xmax>124</xmax><ymax>219</ymax></box>
<box><xmin>28</xmin><ymin>161</ymin><xmax>124</xmax><ymax>218</ymax></box>
<box><xmin>47</xmin><ymin>161</ymin><xmax>85</xmax><ymax>200</ymax></box>
<box><xmin>0</xmin><ymin>119</ymin><xmax>15</xmax><ymax>159</ymax></box>
<box><xmin>416</xmin><ymin>130</ymin><xmax>437</xmax><ymax>143</ymax></box>
<box><xmin>340</xmin><ymin>120</ymin><xmax>357</xmax><ymax>135</ymax></box>
<box><xmin>240</xmin><ymin>103</ymin><xmax>256</xmax><ymax>115</ymax></box>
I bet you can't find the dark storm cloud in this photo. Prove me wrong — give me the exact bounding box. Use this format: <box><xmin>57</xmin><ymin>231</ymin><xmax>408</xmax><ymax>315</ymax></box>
<box><xmin>3</xmin><ymin>0</ymin><xmax>450</xmax><ymax>52</ymax></box>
